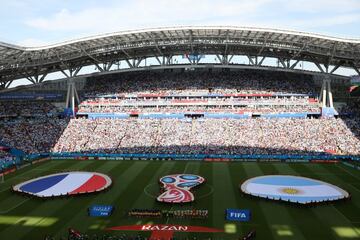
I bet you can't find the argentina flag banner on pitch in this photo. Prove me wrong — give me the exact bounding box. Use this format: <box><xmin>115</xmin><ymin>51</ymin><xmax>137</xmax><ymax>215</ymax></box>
<box><xmin>241</xmin><ymin>175</ymin><xmax>349</xmax><ymax>204</ymax></box>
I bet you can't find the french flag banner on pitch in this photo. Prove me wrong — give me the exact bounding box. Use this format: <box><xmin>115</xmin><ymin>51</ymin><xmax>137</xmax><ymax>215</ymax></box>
<box><xmin>241</xmin><ymin>175</ymin><xmax>349</xmax><ymax>204</ymax></box>
<box><xmin>13</xmin><ymin>172</ymin><xmax>112</xmax><ymax>198</ymax></box>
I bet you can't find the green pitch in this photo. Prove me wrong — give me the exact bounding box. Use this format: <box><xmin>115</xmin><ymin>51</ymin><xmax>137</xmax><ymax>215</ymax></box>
<box><xmin>0</xmin><ymin>160</ymin><xmax>359</xmax><ymax>240</ymax></box>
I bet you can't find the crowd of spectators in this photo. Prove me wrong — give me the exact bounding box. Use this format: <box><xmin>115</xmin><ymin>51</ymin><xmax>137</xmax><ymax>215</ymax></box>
<box><xmin>0</xmin><ymin>101</ymin><xmax>58</xmax><ymax>118</ymax></box>
<box><xmin>338</xmin><ymin>99</ymin><xmax>360</xmax><ymax>116</ymax></box>
<box><xmin>79</xmin><ymin>71</ymin><xmax>319</xmax><ymax>115</ymax></box>
<box><xmin>78</xmin><ymin>105</ymin><xmax>320</xmax><ymax>114</ymax></box>
<box><xmin>0</xmin><ymin>150</ymin><xmax>15</xmax><ymax>169</ymax></box>
<box><xmin>0</xmin><ymin>118</ymin><xmax>68</xmax><ymax>154</ymax></box>
<box><xmin>127</xmin><ymin>209</ymin><xmax>208</xmax><ymax>219</ymax></box>
<box><xmin>83</xmin><ymin>70</ymin><xmax>317</xmax><ymax>97</ymax></box>
<box><xmin>52</xmin><ymin>118</ymin><xmax>360</xmax><ymax>156</ymax></box>
<box><xmin>0</xmin><ymin>71</ymin><xmax>358</xmax><ymax>156</ymax></box>
<box><xmin>82</xmin><ymin>96</ymin><xmax>315</xmax><ymax>104</ymax></box>
<box><xmin>6</xmin><ymin>110</ymin><xmax>358</xmax><ymax>156</ymax></box>
<box><xmin>0</xmin><ymin>100</ymin><xmax>66</xmax><ymax>154</ymax></box>
<box><xmin>46</xmin><ymin>232</ymin><xmax>150</xmax><ymax>240</ymax></box>
<box><xmin>0</xmin><ymin>150</ymin><xmax>10</xmax><ymax>157</ymax></box>
<box><xmin>47</xmin><ymin>233</ymin><xmax>163</xmax><ymax>240</ymax></box>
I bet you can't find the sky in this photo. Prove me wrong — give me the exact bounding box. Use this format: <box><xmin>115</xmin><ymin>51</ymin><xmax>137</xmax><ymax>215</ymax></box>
<box><xmin>1</xmin><ymin>0</ymin><xmax>360</xmax><ymax>47</ymax></box>
<box><xmin>0</xmin><ymin>0</ymin><xmax>359</xmax><ymax>87</ymax></box>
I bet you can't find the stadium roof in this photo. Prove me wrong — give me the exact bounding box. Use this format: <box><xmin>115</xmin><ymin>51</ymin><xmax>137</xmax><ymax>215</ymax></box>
<box><xmin>1</xmin><ymin>26</ymin><xmax>360</xmax><ymax>86</ymax></box>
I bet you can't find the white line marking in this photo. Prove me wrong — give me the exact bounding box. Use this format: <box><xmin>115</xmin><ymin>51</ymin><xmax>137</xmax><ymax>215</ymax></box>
<box><xmin>337</xmin><ymin>164</ymin><xmax>360</xmax><ymax>181</ymax></box>
<box><xmin>0</xmin><ymin>199</ymin><xmax>29</xmax><ymax>214</ymax></box>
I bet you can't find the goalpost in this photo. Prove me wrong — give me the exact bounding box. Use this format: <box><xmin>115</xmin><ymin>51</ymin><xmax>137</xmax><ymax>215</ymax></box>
<box><xmin>0</xmin><ymin>173</ymin><xmax>4</xmax><ymax>183</ymax></box>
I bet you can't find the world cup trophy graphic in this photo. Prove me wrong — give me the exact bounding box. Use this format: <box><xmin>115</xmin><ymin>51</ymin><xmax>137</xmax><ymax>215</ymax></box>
<box><xmin>157</xmin><ymin>174</ymin><xmax>205</xmax><ymax>203</ymax></box>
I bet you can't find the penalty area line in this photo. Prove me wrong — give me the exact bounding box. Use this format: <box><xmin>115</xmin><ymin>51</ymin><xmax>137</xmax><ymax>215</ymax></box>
<box><xmin>143</xmin><ymin>183</ymin><xmax>158</xmax><ymax>199</ymax></box>
<box><xmin>0</xmin><ymin>187</ymin><xmax>13</xmax><ymax>194</ymax></box>
<box><xmin>0</xmin><ymin>198</ymin><xmax>30</xmax><ymax>214</ymax></box>
<box><xmin>337</xmin><ymin>164</ymin><xmax>360</xmax><ymax>181</ymax></box>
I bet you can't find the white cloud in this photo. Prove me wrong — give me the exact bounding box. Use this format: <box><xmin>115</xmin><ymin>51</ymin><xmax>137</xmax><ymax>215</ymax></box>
<box><xmin>234</xmin><ymin>14</ymin><xmax>360</xmax><ymax>32</ymax></box>
<box><xmin>21</xmin><ymin>0</ymin><xmax>360</xmax><ymax>43</ymax></box>
<box><xmin>281</xmin><ymin>0</ymin><xmax>360</xmax><ymax>13</ymax></box>
<box><xmin>16</xmin><ymin>38</ymin><xmax>49</xmax><ymax>47</ymax></box>
<box><xmin>288</xmin><ymin>14</ymin><xmax>360</xmax><ymax>29</ymax></box>
<box><xmin>25</xmin><ymin>0</ymin><xmax>271</xmax><ymax>33</ymax></box>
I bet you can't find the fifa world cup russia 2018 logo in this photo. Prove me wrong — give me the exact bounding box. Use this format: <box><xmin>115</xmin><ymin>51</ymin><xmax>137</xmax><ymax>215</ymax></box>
<box><xmin>157</xmin><ymin>174</ymin><xmax>205</xmax><ymax>203</ymax></box>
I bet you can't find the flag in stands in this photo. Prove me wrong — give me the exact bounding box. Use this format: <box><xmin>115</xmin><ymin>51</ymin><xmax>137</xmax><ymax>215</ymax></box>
<box><xmin>349</xmin><ymin>85</ymin><xmax>359</xmax><ymax>92</ymax></box>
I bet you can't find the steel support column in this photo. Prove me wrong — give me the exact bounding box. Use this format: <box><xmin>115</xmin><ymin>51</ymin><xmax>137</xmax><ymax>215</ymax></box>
<box><xmin>162</xmin><ymin>55</ymin><xmax>173</xmax><ymax>65</ymax></box>
<box><xmin>94</xmin><ymin>62</ymin><xmax>105</xmax><ymax>72</ymax></box>
<box><xmin>61</xmin><ymin>67</ymin><xmax>82</xmax><ymax>78</ymax></box>
<box><xmin>330</xmin><ymin>63</ymin><xmax>342</xmax><ymax>74</ymax></box>
<box><xmin>247</xmin><ymin>56</ymin><xmax>255</xmax><ymax>65</ymax></box>
<box><xmin>324</xmin><ymin>64</ymin><xmax>329</xmax><ymax>73</ymax></box>
<box><xmin>135</xmin><ymin>58</ymin><xmax>144</xmax><ymax>68</ymax></box>
<box><xmin>26</xmin><ymin>73</ymin><xmax>47</xmax><ymax>84</ymax></box>
<box><xmin>257</xmin><ymin>56</ymin><xmax>266</xmax><ymax>66</ymax></box>
<box><xmin>5</xmin><ymin>80</ymin><xmax>13</xmax><ymax>88</ymax></box>
<box><xmin>60</xmin><ymin>69</ymin><xmax>70</xmax><ymax>78</ymax></box>
<box><xmin>319</xmin><ymin>77</ymin><xmax>334</xmax><ymax>108</ymax></box>
<box><xmin>39</xmin><ymin>73</ymin><xmax>47</xmax><ymax>82</ymax></box>
<box><xmin>155</xmin><ymin>56</ymin><xmax>162</xmax><ymax>65</ymax></box>
<box><xmin>278</xmin><ymin>58</ymin><xmax>287</xmax><ymax>68</ymax></box>
<box><xmin>248</xmin><ymin>56</ymin><xmax>266</xmax><ymax>66</ymax></box>
<box><xmin>319</xmin><ymin>80</ymin><xmax>326</xmax><ymax>108</ymax></box>
<box><xmin>216</xmin><ymin>55</ymin><xmax>229</xmax><ymax>65</ymax></box>
<box><xmin>354</xmin><ymin>67</ymin><xmax>360</xmax><ymax>75</ymax></box>
<box><xmin>125</xmin><ymin>59</ymin><xmax>134</xmax><ymax>68</ymax></box>
<box><xmin>26</xmin><ymin>77</ymin><xmax>35</xmax><ymax>84</ymax></box>
<box><xmin>186</xmin><ymin>56</ymin><xmax>192</xmax><ymax>64</ymax></box>
<box><xmin>66</xmin><ymin>79</ymin><xmax>80</xmax><ymax>117</ymax></box>
<box><xmin>328</xmin><ymin>80</ymin><xmax>334</xmax><ymax>108</ymax></box>
<box><xmin>228</xmin><ymin>55</ymin><xmax>234</xmax><ymax>63</ymax></box>
<box><xmin>290</xmin><ymin>60</ymin><xmax>300</xmax><ymax>69</ymax></box>
<box><xmin>72</xmin><ymin>66</ymin><xmax>82</xmax><ymax>76</ymax></box>
<box><xmin>121</xmin><ymin>49</ymin><xmax>132</xmax><ymax>59</ymax></box>
<box><xmin>124</xmin><ymin>58</ymin><xmax>145</xmax><ymax>68</ymax></box>
<box><xmin>314</xmin><ymin>62</ymin><xmax>325</xmax><ymax>73</ymax></box>
<box><xmin>215</xmin><ymin>55</ymin><xmax>221</xmax><ymax>63</ymax></box>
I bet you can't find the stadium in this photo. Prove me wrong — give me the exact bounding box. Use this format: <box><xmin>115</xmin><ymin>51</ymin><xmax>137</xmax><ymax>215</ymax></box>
<box><xmin>0</xmin><ymin>25</ymin><xmax>360</xmax><ymax>240</ymax></box>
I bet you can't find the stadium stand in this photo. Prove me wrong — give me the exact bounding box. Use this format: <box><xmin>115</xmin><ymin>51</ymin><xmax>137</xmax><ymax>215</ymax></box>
<box><xmin>0</xmin><ymin>148</ymin><xmax>15</xmax><ymax>171</ymax></box>
<box><xmin>77</xmin><ymin>71</ymin><xmax>320</xmax><ymax>117</ymax></box>
<box><xmin>0</xmin><ymin>118</ymin><xmax>67</xmax><ymax>154</ymax></box>
<box><xmin>0</xmin><ymin>70</ymin><xmax>359</xmax><ymax>157</ymax></box>
<box><xmin>83</xmin><ymin>71</ymin><xmax>317</xmax><ymax>96</ymax></box>
<box><xmin>52</xmin><ymin>118</ymin><xmax>360</xmax><ymax>155</ymax></box>
<box><xmin>0</xmin><ymin>101</ymin><xmax>58</xmax><ymax>118</ymax></box>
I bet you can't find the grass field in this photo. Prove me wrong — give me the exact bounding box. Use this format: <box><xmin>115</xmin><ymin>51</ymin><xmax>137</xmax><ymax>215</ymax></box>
<box><xmin>0</xmin><ymin>160</ymin><xmax>360</xmax><ymax>240</ymax></box>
